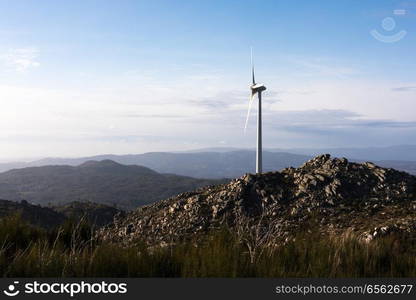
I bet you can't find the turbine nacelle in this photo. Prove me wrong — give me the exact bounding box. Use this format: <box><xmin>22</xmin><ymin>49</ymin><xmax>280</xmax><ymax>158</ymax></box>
<box><xmin>251</xmin><ymin>83</ymin><xmax>266</xmax><ymax>94</ymax></box>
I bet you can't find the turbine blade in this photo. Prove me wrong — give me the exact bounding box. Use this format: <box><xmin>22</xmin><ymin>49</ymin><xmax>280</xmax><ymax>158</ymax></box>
<box><xmin>251</xmin><ymin>47</ymin><xmax>255</xmax><ymax>85</ymax></box>
<box><xmin>244</xmin><ymin>92</ymin><xmax>255</xmax><ymax>133</ymax></box>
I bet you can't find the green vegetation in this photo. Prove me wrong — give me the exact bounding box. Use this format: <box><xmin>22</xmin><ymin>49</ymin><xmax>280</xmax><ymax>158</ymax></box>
<box><xmin>0</xmin><ymin>215</ymin><xmax>415</xmax><ymax>277</ymax></box>
<box><xmin>0</xmin><ymin>160</ymin><xmax>226</xmax><ymax>210</ymax></box>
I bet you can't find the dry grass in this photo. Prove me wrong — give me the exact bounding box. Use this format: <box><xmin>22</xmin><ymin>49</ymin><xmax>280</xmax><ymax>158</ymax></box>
<box><xmin>0</xmin><ymin>214</ymin><xmax>415</xmax><ymax>277</ymax></box>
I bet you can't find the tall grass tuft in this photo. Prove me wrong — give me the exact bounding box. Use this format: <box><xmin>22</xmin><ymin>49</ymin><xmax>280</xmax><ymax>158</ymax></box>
<box><xmin>0</xmin><ymin>215</ymin><xmax>415</xmax><ymax>277</ymax></box>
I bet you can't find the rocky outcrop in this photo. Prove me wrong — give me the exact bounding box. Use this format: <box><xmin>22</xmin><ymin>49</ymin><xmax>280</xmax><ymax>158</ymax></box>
<box><xmin>99</xmin><ymin>155</ymin><xmax>416</xmax><ymax>246</ymax></box>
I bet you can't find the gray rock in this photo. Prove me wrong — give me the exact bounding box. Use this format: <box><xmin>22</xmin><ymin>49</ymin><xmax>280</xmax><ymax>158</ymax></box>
<box><xmin>99</xmin><ymin>155</ymin><xmax>416</xmax><ymax>246</ymax></box>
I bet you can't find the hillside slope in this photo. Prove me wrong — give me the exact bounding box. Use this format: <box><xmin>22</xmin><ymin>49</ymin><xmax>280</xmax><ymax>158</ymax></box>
<box><xmin>0</xmin><ymin>199</ymin><xmax>66</xmax><ymax>228</ymax></box>
<box><xmin>0</xmin><ymin>160</ymin><xmax>226</xmax><ymax>210</ymax></box>
<box><xmin>51</xmin><ymin>201</ymin><xmax>124</xmax><ymax>226</ymax></box>
<box><xmin>100</xmin><ymin>155</ymin><xmax>416</xmax><ymax>246</ymax></box>
<box><xmin>0</xmin><ymin>199</ymin><xmax>123</xmax><ymax>228</ymax></box>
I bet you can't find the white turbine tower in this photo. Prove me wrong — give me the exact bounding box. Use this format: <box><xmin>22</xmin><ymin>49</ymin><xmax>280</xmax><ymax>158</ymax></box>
<box><xmin>244</xmin><ymin>48</ymin><xmax>266</xmax><ymax>174</ymax></box>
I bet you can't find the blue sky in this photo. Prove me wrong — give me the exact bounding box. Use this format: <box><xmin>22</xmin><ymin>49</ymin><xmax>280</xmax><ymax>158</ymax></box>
<box><xmin>0</xmin><ymin>0</ymin><xmax>416</xmax><ymax>159</ymax></box>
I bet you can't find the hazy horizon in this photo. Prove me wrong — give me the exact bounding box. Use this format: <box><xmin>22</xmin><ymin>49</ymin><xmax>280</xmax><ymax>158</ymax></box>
<box><xmin>1</xmin><ymin>0</ymin><xmax>416</xmax><ymax>160</ymax></box>
<box><xmin>2</xmin><ymin>144</ymin><xmax>416</xmax><ymax>163</ymax></box>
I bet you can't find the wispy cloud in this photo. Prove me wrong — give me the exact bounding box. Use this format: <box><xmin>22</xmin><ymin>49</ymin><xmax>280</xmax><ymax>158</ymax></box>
<box><xmin>263</xmin><ymin>109</ymin><xmax>416</xmax><ymax>130</ymax></box>
<box><xmin>259</xmin><ymin>109</ymin><xmax>416</xmax><ymax>148</ymax></box>
<box><xmin>0</xmin><ymin>47</ymin><xmax>40</xmax><ymax>72</ymax></box>
<box><xmin>391</xmin><ymin>86</ymin><xmax>416</xmax><ymax>92</ymax></box>
<box><xmin>190</xmin><ymin>90</ymin><xmax>246</xmax><ymax>110</ymax></box>
<box><xmin>1</xmin><ymin>70</ymin><xmax>416</xmax><ymax>157</ymax></box>
<box><xmin>190</xmin><ymin>90</ymin><xmax>282</xmax><ymax>113</ymax></box>
<box><xmin>288</xmin><ymin>56</ymin><xmax>359</xmax><ymax>78</ymax></box>
<box><xmin>121</xmin><ymin>113</ymin><xmax>186</xmax><ymax>119</ymax></box>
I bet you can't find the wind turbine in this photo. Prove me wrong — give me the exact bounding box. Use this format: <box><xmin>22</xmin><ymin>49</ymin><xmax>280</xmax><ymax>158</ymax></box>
<box><xmin>244</xmin><ymin>48</ymin><xmax>266</xmax><ymax>174</ymax></box>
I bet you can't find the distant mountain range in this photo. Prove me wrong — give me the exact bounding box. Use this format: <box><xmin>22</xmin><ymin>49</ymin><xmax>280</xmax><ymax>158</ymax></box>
<box><xmin>270</xmin><ymin>145</ymin><xmax>416</xmax><ymax>162</ymax></box>
<box><xmin>175</xmin><ymin>145</ymin><xmax>416</xmax><ymax>161</ymax></box>
<box><xmin>0</xmin><ymin>151</ymin><xmax>311</xmax><ymax>178</ymax></box>
<box><xmin>0</xmin><ymin>160</ymin><xmax>226</xmax><ymax>210</ymax></box>
<box><xmin>1</xmin><ymin>145</ymin><xmax>416</xmax><ymax>178</ymax></box>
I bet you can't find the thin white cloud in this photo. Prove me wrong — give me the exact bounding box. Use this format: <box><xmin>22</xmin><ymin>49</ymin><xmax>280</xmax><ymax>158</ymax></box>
<box><xmin>0</xmin><ymin>47</ymin><xmax>40</xmax><ymax>72</ymax></box>
<box><xmin>391</xmin><ymin>86</ymin><xmax>416</xmax><ymax>92</ymax></box>
<box><xmin>286</xmin><ymin>56</ymin><xmax>359</xmax><ymax>78</ymax></box>
<box><xmin>1</xmin><ymin>69</ymin><xmax>416</xmax><ymax>159</ymax></box>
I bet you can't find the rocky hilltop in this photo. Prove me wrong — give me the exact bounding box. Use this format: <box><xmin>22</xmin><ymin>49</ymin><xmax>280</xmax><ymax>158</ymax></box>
<box><xmin>100</xmin><ymin>155</ymin><xmax>416</xmax><ymax>246</ymax></box>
